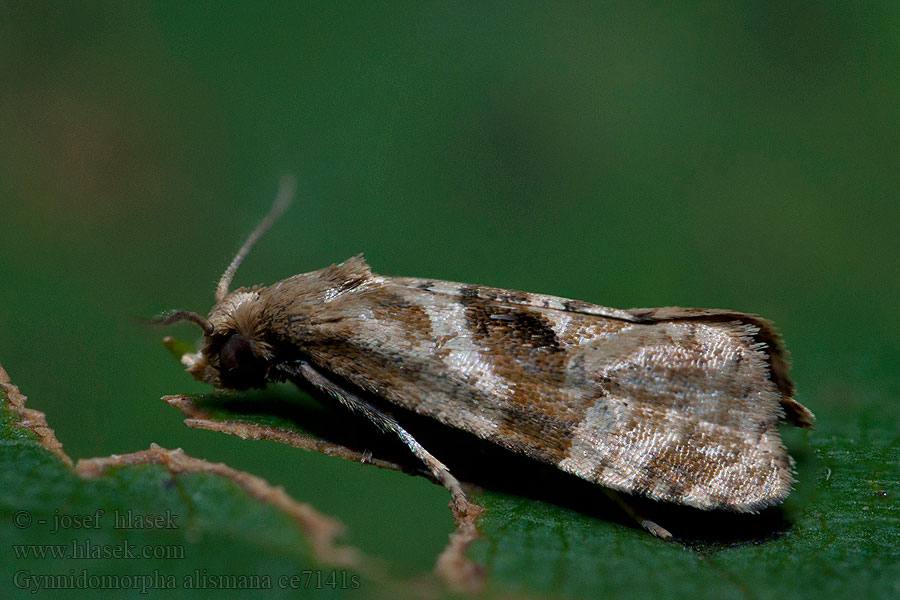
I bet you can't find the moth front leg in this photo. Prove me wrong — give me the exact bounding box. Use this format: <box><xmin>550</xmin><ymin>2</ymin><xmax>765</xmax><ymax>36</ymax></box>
<box><xmin>290</xmin><ymin>361</ymin><xmax>472</xmax><ymax>518</ymax></box>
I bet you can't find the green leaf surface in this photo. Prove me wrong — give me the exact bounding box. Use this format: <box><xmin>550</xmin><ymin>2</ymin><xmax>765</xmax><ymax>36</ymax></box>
<box><xmin>4</xmin><ymin>366</ymin><xmax>898</xmax><ymax>599</ymax></box>
<box><xmin>0</xmin><ymin>374</ymin><xmax>375</xmax><ymax>599</ymax></box>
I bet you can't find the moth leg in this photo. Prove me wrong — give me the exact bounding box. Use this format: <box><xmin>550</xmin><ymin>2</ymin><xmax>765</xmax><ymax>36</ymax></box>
<box><xmin>295</xmin><ymin>362</ymin><xmax>470</xmax><ymax>515</ymax></box>
<box><xmin>603</xmin><ymin>489</ymin><xmax>673</xmax><ymax>541</ymax></box>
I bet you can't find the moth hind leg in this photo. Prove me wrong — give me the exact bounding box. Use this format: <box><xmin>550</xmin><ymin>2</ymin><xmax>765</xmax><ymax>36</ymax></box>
<box><xmin>603</xmin><ymin>489</ymin><xmax>673</xmax><ymax>541</ymax></box>
<box><xmin>295</xmin><ymin>362</ymin><xmax>474</xmax><ymax>521</ymax></box>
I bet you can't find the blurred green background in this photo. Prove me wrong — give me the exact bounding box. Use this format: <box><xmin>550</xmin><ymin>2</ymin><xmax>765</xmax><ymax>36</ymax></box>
<box><xmin>2</xmin><ymin>1</ymin><xmax>898</xmax><ymax>595</ymax></box>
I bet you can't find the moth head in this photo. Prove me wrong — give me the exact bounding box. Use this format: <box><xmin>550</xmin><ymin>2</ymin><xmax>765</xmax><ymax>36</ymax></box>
<box><xmin>161</xmin><ymin>289</ymin><xmax>272</xmax><ymax>389</ymax></box>
<box><xmin>155</xmin><ymin>175</ymin><xmax>296</xmax><ymax>390</ymax></box>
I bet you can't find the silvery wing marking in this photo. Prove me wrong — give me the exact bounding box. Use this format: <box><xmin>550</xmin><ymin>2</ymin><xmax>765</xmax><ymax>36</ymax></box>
<box><xmin>192</xmin><ymin>255</ymin><xmax>814</xmax><ymax>512</ymax></box>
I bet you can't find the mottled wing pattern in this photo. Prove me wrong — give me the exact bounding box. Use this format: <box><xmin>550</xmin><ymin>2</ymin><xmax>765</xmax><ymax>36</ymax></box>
<box><xmin>278</xmin><ymin>259</ymin><xmax>812</xmax><ymax>511</ymax></box>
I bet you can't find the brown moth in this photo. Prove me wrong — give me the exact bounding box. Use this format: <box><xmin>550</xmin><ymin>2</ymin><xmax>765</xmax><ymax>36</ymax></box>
<box><xmin>158</xmin><ymin>176</ymin><xmax>814</xmax><ymax>539</ymax></box>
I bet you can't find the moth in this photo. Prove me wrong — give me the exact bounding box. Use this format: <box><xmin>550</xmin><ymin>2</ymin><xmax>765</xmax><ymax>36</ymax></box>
<box><xmin>157</xmin><ymin>176</ymin><xmax>814</xmax><ymax>538</ymax></box>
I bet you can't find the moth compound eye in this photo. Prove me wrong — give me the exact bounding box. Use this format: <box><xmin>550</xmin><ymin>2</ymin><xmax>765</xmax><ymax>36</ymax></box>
<box><xmin>217</xmin><ymin>333</ymin><xmax>268</xmax><ymax>389</ymax></box>
<box><xmin>220</xmin><ymin>334</ymin><xmax>251</xmax><ymax>371</ymax></box>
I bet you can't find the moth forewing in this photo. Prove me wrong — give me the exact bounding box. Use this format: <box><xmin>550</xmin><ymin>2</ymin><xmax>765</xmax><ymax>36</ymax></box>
<box><xmin>159</xmin><ymin>178</ymin><xmax>813</xmax><ymax>538</ymax></box>
<box><xmin>265</xmin><ymin>269</ymin><xmax>811</xmax><ymax>512</ymax></box>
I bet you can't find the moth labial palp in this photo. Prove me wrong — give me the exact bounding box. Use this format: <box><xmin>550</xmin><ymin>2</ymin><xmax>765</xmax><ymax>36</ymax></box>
<box><xmin>156</xmin><ymin>175</ymin><xmax>815</xmax><ymax>539</ymax></box>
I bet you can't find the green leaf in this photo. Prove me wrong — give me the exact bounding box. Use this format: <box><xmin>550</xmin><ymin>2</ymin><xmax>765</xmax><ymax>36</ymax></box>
<box><xmin>0</xmin><ymin>369</ymin><xmax>379</xmax><ymax>599</ymax></box>
<box><xmin>6</xmin><ymin>376</ymin><xmax>897</xmax><ymax>600</ymax></box>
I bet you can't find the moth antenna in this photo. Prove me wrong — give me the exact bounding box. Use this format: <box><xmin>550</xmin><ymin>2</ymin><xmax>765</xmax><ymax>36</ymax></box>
<box><xmin>148</xmin><ymin>310</ymin><xmax>215</xmax><ymax>335</ymax></box>
<box><xmin>215</xmin><ymin>174</ymin><xmax>297</xmax><ymax>302</ymax></box>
